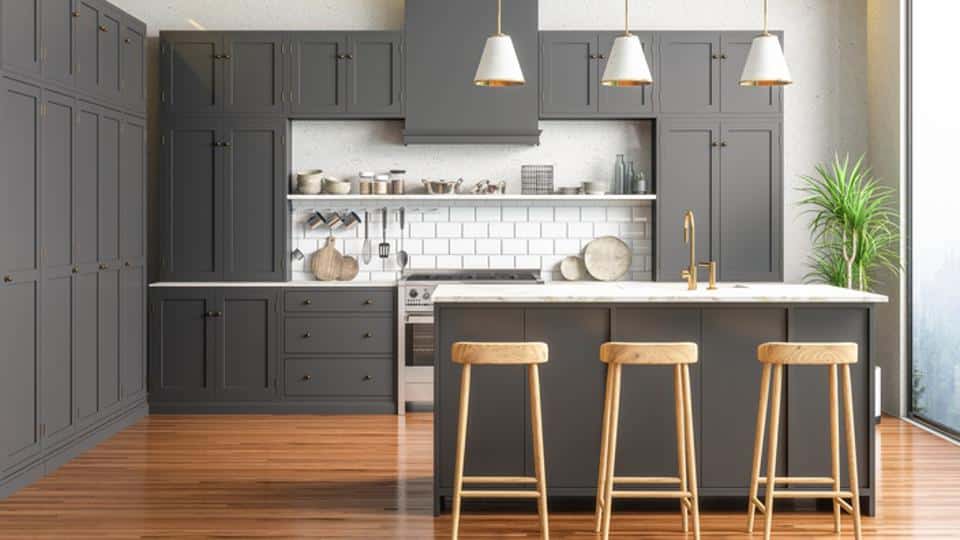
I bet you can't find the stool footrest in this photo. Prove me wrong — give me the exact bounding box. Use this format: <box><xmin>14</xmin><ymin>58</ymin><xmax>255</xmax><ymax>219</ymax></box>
<box><xmin>460</xmin><ymin>490</ymin><xmax>541</xmax><ymax>499</ymax></box>
<box><xmin>751</xmin><ymin>496</ymin><xmax>766</xmax><ymax>514</ymax></box>
<box><xmin>462</xmin><ymin>476</ymin><xmax>537</xmax><ymax>484</ymax></box>
<box><xmin>837</xmin><ymin>498</ymin><xmax>854</xmax><ymax>513</ymax></box>
<box><xmin>611</xmin><ymin>490</ymin><xmax>692</xmax><ymax>499</ymax></box>
<box><xmin>771</xmin><ymin>490</ymin><xmax>854</xmax><ymax>499</ymax></box>
<box><xmin>613</xmin><ymin>476</ymin><xmax>681</xmax><ymax>485</ymax></box>
<box><xmin>758</xmin><ymin>476</ymin><xmax>835</xmax><ymax>485</ymax></box>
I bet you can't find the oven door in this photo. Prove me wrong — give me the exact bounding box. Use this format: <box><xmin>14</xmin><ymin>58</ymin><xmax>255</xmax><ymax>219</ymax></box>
<box><xmin>404</xmin><ymin>314</ymin><xmax>434</xmax><ymax>367</ymax></box>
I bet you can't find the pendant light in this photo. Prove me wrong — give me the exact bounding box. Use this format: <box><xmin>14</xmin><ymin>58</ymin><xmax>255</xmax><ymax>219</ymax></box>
<box><xmin>474</xmin><ymin>0</ymin><xmax>525</xmax><ymax>87</ymax></box>
<box><xmin>740</xmin><ymin>0</ymin><xmax>792</xmax><ymax>86</ymax></box>
<box><xmin>601</xmin><ymin>0</ymin><xmax>652</xmax><ymax>87</ymax></box>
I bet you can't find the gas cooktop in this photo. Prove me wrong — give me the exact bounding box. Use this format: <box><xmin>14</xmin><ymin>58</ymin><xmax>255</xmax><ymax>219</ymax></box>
<box><xmin>401</xmin><ymin>269</ymin><xmax>542</xmax><ymax>283</ymax></box>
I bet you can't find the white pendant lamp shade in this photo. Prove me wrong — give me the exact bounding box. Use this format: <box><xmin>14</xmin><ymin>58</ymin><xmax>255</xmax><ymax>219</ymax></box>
<box><xmin>739</xmin><ymin>33</ymin><xmax>792</xmax><ymax>86</ymax></box>
<box><xmin>474</xmin><ymin>34</ymin><xmax>525</xmax><ymax>87</ymax></box>
<box><xmin>601</xmin><ymin>34</ymin><xmax>652</xmax><ymax>87</ymax></box>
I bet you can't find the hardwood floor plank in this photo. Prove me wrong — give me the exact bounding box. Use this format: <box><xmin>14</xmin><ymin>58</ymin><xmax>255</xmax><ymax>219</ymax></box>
<box><xmin>0</xmin><ymin>415</ymin><xmax>956</xmax><ymax>538</ymax></box>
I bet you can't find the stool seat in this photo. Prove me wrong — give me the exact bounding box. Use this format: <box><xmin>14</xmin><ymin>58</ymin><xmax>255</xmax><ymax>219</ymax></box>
<box><xmin>757</xmin><ymin>342</ymin><xmax>857</xmax><ymax>365</ymax></box>
<box><xmin>452</xmin><ymin>342</ymin><xmax>549</xmax><ymax>365</ymax></box>
<box><xmin>600</xmin><ymin>342</ymin><xmax>698</xmax><ymax>365</ymax></box>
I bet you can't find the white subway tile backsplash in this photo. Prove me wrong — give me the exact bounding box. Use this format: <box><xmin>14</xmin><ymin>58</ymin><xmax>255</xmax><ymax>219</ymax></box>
<box><xmin>620</xmin><ymin>223</ymin><xmax>646</xmax><ymax>239</ymax></box>
<box><xmin>410</xmin><ymin>222</ymin><xmax>436</xmax><ymax>238</ymax></box>
<box><xmin>594</xmin><ymin>222</ymin><xmax>620</xmax><ymax>237</ymax></box>
<box><xmin>515</xmin><ymin>255</ymin><xmax>541</xmax><ymax>268</ymax></box>
<box><xmin>450</xmin><ymin>207</ymin><xmax>475</xmax><ymax>222</ymax></box>
<box><xmin>502</xmin><ymin>239</ymin><xmax>527</xmax><ymax>255</ymax></box>
<box><xmin>476</xmin><ymin>206</ymin><xmax>501</xmax><ymax>222</ymax></box>
<box><xmin>528</xmin><ymin>239</ymin><xmax>554</xmax><ymax>255</ymax></box>
<box><xmin>410</xmin><ymin>255</ymin><xmax>436</xmax><ymax>269</ymax></box>
<box><xmin>462</xmin><ymin>222</ymin><xmax>487</xmax><ymax>238</ymax></box>
<box><xmin>436</xmin><ymin>222</ymin><xmax>462</xmax><ymax>238</ymax></box>
<box><xmin>424</xmin><ymin>208</ymin><xmax>450</xmax><ymax>222</ymax></box>
<box><xmin>462</xmin><ymin>255</ymin><xmax>488</xmax><ymax>268</ymax></box>
<box><xmin>540</xmin><ymin>222</ymin><xmax>566</xmax><ymax>238</ymax></box>
<box><xmin>607</xmin><ymin>207</ymin><xmax>632</xmax><ymax>222</ymax></box>
<box><xmin>476</xmin><ymin>238</ymin><xmax>500</xmax><ymax>255</ymax></box>
<box><xmin>567</xmin><ymin>222</ymin><xmax>593</xmax><ymax>238</ymax></box>
<box><xmin>403</xmin><ymin>238</ymin><xmax>423</xmax><ymax>255</ymax></box>
<box><xmin>554</xmin><ymin>238</ymin><xmax>582</xmax><ymax>255</ymax></box>
<box><xmin>436</xmin><ymin>255</ymin><xmax>462</xmax><ymax>269</ymax></box>
<box><xmin>489</xmin><ymin>255</ymin><xmax>515</xmax><ymax>269</ymax></box>
<box><xmin>516</xmin><ymin>222</ymin><xmax>540</xmax><ymax>238</ymax></box>
<box><xmin>502</xmin><ymin>207</ymin><xmax>528</xmax><ymax>222</ymax></box>
<box><xmin>528</xmin><ymin>207</ymin><xmax>554</xmax><ymax>222</ymax></box>
<box><xmin>581</xmin><ymin>207</ymin><xmax>606</xmax><ymax>222</ymax></box>
<box><xmin>555</xmin><ymin>207</ymin><xmax>580</xmax><ymax>222</ymax></box>
<box><xmin>489</xmin><ymin>222</ymin><xmax>514</xmax><ymax>238</ymax></box>
<box><xmin>449</xmin><ymin>239</ymin><xmax>475</xmax><ymax>255</ymax></box>
<box><xmin>423</xmin><ymin>238</ymin><xmax>448</xmax><ymax>255</ymax></box>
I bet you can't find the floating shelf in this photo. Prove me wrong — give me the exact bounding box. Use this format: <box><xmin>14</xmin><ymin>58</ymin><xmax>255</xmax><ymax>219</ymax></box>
<box><xmin>287</xmin><ymin>193</ymin><xmax>656</xmax><ymax>202</ymax></box>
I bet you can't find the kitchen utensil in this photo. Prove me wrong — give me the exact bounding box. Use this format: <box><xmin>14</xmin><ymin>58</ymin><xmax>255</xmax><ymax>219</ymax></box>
<box><xmin>361</xmin><ymin>211</ymin><xmax>372</xmax><ymax>264</ymax></box>
<box><xmin>583</xmin><ymin>236</ymin><xmax>632</xmax><ymax>281</ymax></box>
<box><xmin>291</xmin><ymin>248</ymin><xmax>305</xmax><ymax>261</ymax></box>
<box><xmin>560</xmin><ymin>256</ymin><xmax>588</xmax><ymax>281</ymax></box>
<box><xmin>311</xmin><ymin>236</ymin><xmax>344</xmax><ymax>281</ymax></box>
<box><xmin>296</xmin><ymin>170</ymin><xmax>324</xmax><ymax>194</ymax></box>
<box><xmin>556</xmin><ymin>186</ymin><xmax>580</xmax><ymax>195</ymax></box>
<box><xmin>378</xmin><ymin>208</ymin><xmax>390</xmax><ymax>259</ymax></box>
<box><xmin>471</xmin><ymin>179</ymin><xmax>507</xmax><ymax>194</ymax></box>
<box><xmin>340</xmin><ymin>210</ymin><xmax>362</xmax><ymax>229</ymax></box>
<box><xmin>338</xmin><ymin>256</ymin><xmax>360</xmax><ymax>281</ymax></box>
<box><xmin>397</xmin><ymin>207</ymin><xmax>409</xmax><ymax>270</ymax></box>
<box><xmin>324</xmin><ymin>177</ymin><xmax>351</xmax><ymax>194</ymax></box>
<box><xmin>320</xmin><ymin>211</ymin><xmax>343</xmax><ymax>229</ymax></box>
<box><xmin>421</xmin><ymin>178</ymin><xmax>463</xmax><ymax>194</ymax></box>
<box><xmin>306</xmin><ymin>211</ymin><xmax>325</xmax><ymax>230</ymax></box>
<box><xmin>521</xmin><ymin>164</ymin><xmax>554</xmax><ymax>194</ymax></box>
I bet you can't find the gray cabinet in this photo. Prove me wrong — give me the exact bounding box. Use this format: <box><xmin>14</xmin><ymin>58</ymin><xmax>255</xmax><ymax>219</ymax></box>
<box><xmin>40</xmin><ymin>273</ymin><xmax>76</xmax><ymax>448</ymax></box>
<box><xmin>222</xmin><ymin>32</ymin><xmax>284</xmax><ymax>114</ymax></box>
<box><xmin>0</xmin><ymin>77</ymin><xmax>41</xmax><ymax>279</ymax></box>
<box><xmin>96</xmin><ymin>3</ymin><xmax>121</xmax><ymax>102</ymax></box>
<box><xmin>720</xmin><ymin>32</ymin><xmax>781</xmax><ymax>114</ymax></box>
<box><xmin>0</xmin><ymin>279</ymin><xmax>41</xmax><ymax>472</ymax></box>
<box><xmin>0</xmin><ymin>0</ymin><xmax>42</xmax><ymax>78</ymax></box>
<box><xmin>41</xmin><ymin>0</ymin><xmax>76</xmax><ymax>86</ymax></box>
<box><xmin>657</xmin><ymin>117</ymin><xmax>781</xmax><ymax>282</ymax></box>
<box><xmin>97</xmin><ymin>265</ymin><xmax>121</xmax><ymax>414</ymax></box>
<box><xmin>74</xmin><ymin>101</ymin><xmax>100</xmax><ymax>265</ymax></box>
<box><xmin>287</xmin><ymin>31</ymin><xmax>345</xmax><ymax>115</ymax></box>
<box><xmin>73</xmin><ymin>269</ymin><xmax>98</xmax><ymax>425</ymax></box>
<box><xmin>160</xmin><ymin>32</ymin><xmax>221</xmax><ymax>114</ymax></box>
<box><xmin>119</xmin><ymin>264</ymin><xmax>145</xmax><ymax>401</ymax></box>
<box><xmin>118</xmin><ymin>115</ymin><xmax>145</xmax><ymax>263</ymax></box>
<box><xmin>120</xmin><ymin>17</ymin><xmax>145</xmax><ymax>110</ymax></box>
<box><xmin>216</xmin><ymin>288</ymin><xmax>278</xmax><ymax>401</ymax></box>
<box><xmin>97</xmin><ymin>107</ymin><xmax>121</xmax><ymax>264</ymax></box>
<box><xmin>540</xmin><ymin>31</ymin><xmax>655</xmax><ymax>117</ymax></box>
<box><xmin>345</xmin><ymin>32</ymin><xmax>402</xmax><ymax>116</ymax></box>
<box><xmin>40</xmin><ymin>89</ymin><xmax>75</xmax><ymax>272</ymax></box>
<box><xmin>73</xmin><ymin>0</ymin><xmax>100</xmax><ymax>95</ymax></box>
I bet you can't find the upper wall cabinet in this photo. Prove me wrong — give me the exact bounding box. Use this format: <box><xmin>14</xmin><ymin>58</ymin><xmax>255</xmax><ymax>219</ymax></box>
<box><xmin>345</xmin><ymin>32</ymin><xmax>403</xmax><ymax>116</ymax></box>
<box><xmin>0</xmin><ymin>0</ymin><xmax>42</xmax><ymax>77</ymax></box>
<box><xmin>658</xmin><ymin>31</ymin><xmax>782</xmax><ymax>114</ymax></box>
<box><xmin>222</xmin><ymin>32</ymin><xmax>284</xmax><ymax>114</ymax></box>
<box><xmin>120</xmin><ymin>17</ymin><xmax>146</xmax><ymax>110</ymax></box>
<box><xmin>161</xmin><ymin>32</ymin><xmax>222</xmax><ymax>114</ymax></box>
<box><xmin>540</xmin><ymin>31</ymin><xmax>656</xmax><ymax>118</ymax></box>
<box><xmin>287</xmin><ymin>32</ymin><xmax>345</xmax><ymax>115</ymax></box>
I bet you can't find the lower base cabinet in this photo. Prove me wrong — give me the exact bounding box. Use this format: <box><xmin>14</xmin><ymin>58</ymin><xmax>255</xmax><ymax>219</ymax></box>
<box><xmin>148</xmin><ymin>286</ymin><xmax>396</xmax><ymax>413</ymax></box>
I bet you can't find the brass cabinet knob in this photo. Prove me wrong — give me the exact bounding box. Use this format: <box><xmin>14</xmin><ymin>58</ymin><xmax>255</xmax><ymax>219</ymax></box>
<box><xmin>98</xmin><ymin>25</ymin><xmax>108</xmax><ymax>32</ymax></box>
<box><xmin>72</xmin><ymin>266</ymin><xmax>79</xmax><ymax>274</ymax></box>
<box><xmin>720</xmin><ymin>53</ymin><xmax>728</xmax><ymax>59</ymax></box>
<box><xmin>720</xmin><ymin>141</ymin><xmax>727</xmax><ymax>147</ymax></box>
<box><xmin>711</xmin><ymin>141</ymin><xmax>719</xmax><ymax>147</ymax></box>
<box><xmin>711</xmin><ymin>53</ymin><xmax>719</xmax><ymax>59</ymax></box>
<box><xmin>363</xmin><ymin>299</ymin><xmax>373</xmax><ymax>305</ymax></box>
<box><xmin>2</xmin><ymin>275</ymin><xmax>12</xmax><ymax>283</ymax></box>
<box><xmin>597</xmin><ymin>53</ymin><xmax>605</xmax><ymax>59</ymax></box>
<box><xmin>362</xmin><ymin>375</ymin><xmax>373</xmax><ymax>381</ymax></box>
<box><xmin>98</xmin><ymin>263</ymin><xmax>108</xmax><ymax>270</ymax></box>
<box><xmin>303</xmin><ymin>299</ymin><xmax>312</xmax><ymax>305</ymax></box>
<box><xmin>72</xmin><ymin>11</ymin><xmax>79</xmax><ymax>17</ymax></box>
<box><xmin>124</xmin><ymin>38</ymin><xmax>131</xmax><ymax>44</ymax></box>
<box><xmin>363</xmin><ymin>332</ymin><xmax>372</xmax><ymax>339</ymax></box>
<box><xmin>302</xmin><ymin>332</ymin><xmax>311</xmax><ymax>339</ymax></box>
<box><xmin>302</xmin><ymin>374</ymin><xmax>312</xmax><ymax>381</ymax></box>
<box><xmin>124</xmin><ymin>261</ymin><xmax>132</xmax><ymax>267</ymax></box>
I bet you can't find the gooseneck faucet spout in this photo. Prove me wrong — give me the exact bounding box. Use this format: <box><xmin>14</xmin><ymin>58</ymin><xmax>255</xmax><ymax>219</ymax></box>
<box><xmin>681</xmin><ymin>211</ymin><xmax>697</xmax><ymax>290</ymax></box>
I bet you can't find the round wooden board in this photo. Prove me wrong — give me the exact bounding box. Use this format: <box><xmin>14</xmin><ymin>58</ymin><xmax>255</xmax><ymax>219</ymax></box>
<box><xmin>583</xmin><ymin>236</ymin><xmax>631</xmax><ymax>281</ymax></box>
<box><xmin>311</xmin><ymin>236</ymin><xmax>343</xmax><ymax>281</ymax></box>
<box><xmin>560</xmin><ymin>256</ymin><xmax>587</xmax><ymax>281</ymax></box>
<box><xmin>338</xmin><ymin>256</ymin><xmax>360</xmax><ymax>281</ymax></box>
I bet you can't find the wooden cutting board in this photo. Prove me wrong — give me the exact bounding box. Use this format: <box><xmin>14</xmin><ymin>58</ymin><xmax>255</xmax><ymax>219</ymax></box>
<box><xmin>338</xmin><ymin>256</ymin><xmax>360</xmax><ymax>281</ymax></box>
<box><xmin>583</xmin><ymin>236</ymin><xmax>631</xmax><ymax>281</ymax></box>
<box><xmin>311</xmin><ymin>236</ymin><xmax>343</xmax><ymax>281</ymax></box>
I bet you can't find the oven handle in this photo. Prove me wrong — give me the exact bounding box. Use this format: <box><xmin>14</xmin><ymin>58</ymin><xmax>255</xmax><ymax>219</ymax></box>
<box><xmin>405</xmin><ymin>314</ymin><xmax>434</xmax><ymax>325</ymax></box>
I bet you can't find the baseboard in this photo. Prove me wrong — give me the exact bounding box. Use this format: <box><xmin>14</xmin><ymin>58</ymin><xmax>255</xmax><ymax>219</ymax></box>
<box><xmin>148</xmin><ymin>399</ymin><xmax>396</xmax><ymax>414</ymax></box>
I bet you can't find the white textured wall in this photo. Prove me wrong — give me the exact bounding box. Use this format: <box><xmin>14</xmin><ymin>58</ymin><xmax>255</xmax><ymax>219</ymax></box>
<box><xmin>120</xmin><ymin>0</ymin><xmax>871</xmax><ymax>283</ymax></box>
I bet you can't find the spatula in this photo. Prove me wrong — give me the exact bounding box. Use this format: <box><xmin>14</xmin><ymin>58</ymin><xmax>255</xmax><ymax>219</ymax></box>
<box><xmin>378</xmin><ymin>208</ymin><xmax>390</xmax><ymax>259</ymax></box>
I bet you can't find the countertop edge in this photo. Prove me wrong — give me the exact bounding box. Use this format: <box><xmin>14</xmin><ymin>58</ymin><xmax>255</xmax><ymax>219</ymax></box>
<box><xmin>149</xmin><ymin>281</ymin><xmax>398</xmax><ymax>288</ymax></box>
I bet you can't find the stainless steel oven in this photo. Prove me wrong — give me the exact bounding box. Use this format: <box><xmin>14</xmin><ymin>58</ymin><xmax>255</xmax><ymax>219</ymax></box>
<box><xmin>405</xmin><ymin>313</ymin><xmax>435</xmax><ymax>367</ymax></box>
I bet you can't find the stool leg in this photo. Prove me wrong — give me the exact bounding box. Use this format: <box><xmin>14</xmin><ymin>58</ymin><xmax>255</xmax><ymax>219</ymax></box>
<box><xmin>601</xmin><ymin>364</ymin><xmax>623</xmax><ymax>540</ymax></box>
<box><xmin>747</xmin><ymin>363</ymin><xmax>772</xmax><ymax>533</ymax></box>
<box><xmin>528</xmin><ymin>365</ymin><xmax>550</xmax><ymax>540</ymax></box>
<box><xmin>674</xmin><ymin>364</ymin><xmax>689</xmax><ymax>533</ymax></box>
<box><xmin>594</xmin><ymin>365</ymin><xmax>615</xmax><ymax>533</ymax></box>
<box><xmin>842</xmin><ymin>364</ymin><xmax>863</xmax><ymax>540</ymax></box>
<box><xmin>763</xmin><ymin>364</ymin><xmax>785</xmax><ymax>540</ymax></box>
<box><xmin>451</xmin><ymin>364</ymin><xmax>472</xmax><ymax>540</ymax></box>
<box><xmin>681</xmin><ymin>364</ymin><xmax>701</xmax><ymax>540</ymax></box>
<box><xmin>829</xmin><ymin>364</ymin><xmax>842</xmax><ymax>534</ymax></box>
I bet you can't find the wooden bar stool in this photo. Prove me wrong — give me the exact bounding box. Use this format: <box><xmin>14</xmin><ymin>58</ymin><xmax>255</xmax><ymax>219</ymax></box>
<box><xmin>594</xmin><ymin>342</ymin><xmax>701</xmax><ymax>540</ymax></box>
<box><xmin>746</xmin><ymin>342</ymin><xmax>863</xmax><ymax>540</ymax></box>
<box><xmin>450</xmin><ymin>342</ymin><xmax>550</xmax><ymax>540</ymax></box>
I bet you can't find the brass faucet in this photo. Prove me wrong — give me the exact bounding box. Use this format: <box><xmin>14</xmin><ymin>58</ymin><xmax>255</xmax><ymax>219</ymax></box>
<box><xmin>680</xmin><ymin>210</ymin><xmax>718</xmax><ymax>291</ymax></box>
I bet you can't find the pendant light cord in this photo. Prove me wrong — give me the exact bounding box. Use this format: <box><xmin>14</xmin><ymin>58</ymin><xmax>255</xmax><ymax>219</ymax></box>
<box><xmin>497</xmin><ymin>0</ymin><xmax>502</xmax><ymax>35</ymax></box>
<box><xmin>763</xmin><ymin>0</ymin><xmax>770</xmax><ymax>35</ymax></box>
<box><xmin>624</xmin><ymin>0</ymin><xmax>631</xmax><ymax>36</ymax></box>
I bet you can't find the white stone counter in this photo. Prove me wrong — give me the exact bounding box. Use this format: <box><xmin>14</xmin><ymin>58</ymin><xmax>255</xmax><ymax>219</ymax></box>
<box><xmin>432</xmin><ymin>282</ymin><xmax>888</xmax><ymax>304</ymax></box>
<box><xmin>149</xmin><ymin>281</ymin><xmax>397</xmax><ymax>288</ymax></box>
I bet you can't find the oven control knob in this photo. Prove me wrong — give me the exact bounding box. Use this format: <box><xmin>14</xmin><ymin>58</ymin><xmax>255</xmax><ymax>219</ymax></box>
<box><xmin>422</xmin><ymin>291</ymin><xmax>431</xmax><ymax>300</ymax></box>
<box><xmin>408</xmin><ymin>289</ymin><xmax>419</xmax><ymax>299</ymax></box>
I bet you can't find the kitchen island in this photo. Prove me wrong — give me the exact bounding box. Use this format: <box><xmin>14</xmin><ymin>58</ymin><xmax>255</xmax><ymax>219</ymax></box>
<box><xmin>431</xmin><ymin>283</ymin><xmax>886</xmax><ymax>516</ymax></box>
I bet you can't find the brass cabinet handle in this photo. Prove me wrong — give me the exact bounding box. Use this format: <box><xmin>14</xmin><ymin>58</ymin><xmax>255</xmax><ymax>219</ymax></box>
<box><xmin>124</xmin><ymin>261</ymin><xmax>131</xmax><ymax>267</ymax></box>
<box><xmin>72</xmin><ymin>266</ymin><xmax>79</xmax><ymax>274</ymax></box>
<box><xmin>124</xmin><ymin>38</ymin><xmax>131</xmax><ymax>44</ymax></box>
<box><xmin>302</xmin><ymin>374</ymin><xmax>312</xmax><ymax>381</ymax></box>
<box><xmin>711</xmin><ymin>141</ymin><xmax>719</xmax><ymax>147</ymax></box>
<box><xmin>597</xmin><ymin>53</ymin><xmax>605</xmax><ymax>59</ymax></box>
<box><xmin>711</xmin><ymin>53</ymin><xmax>719</xmax><ymax>59</ymax></box>
<box><xmin>362</xmin><ymin>375</ymin><xmax>373</xmax><ymax>381</ymax></box>
<box><xmin>720</xmin><ymin>141</ymin><xmax>727</xmax><ymax>147</ymax></box>
<box><xmin>336</xmin><ymin>53</ymin><xmax>346</xmax><ymax>60</ymax></box>
<box><xmin>363</xmin><ymin>332</ymin><xmax>372</xmax><ymax>338</ymax></box>
<box><xmin>588</xmin><ymin>53</ymin><xmax>598</xmax><ymax>59</ymax></box>
<box><xmin>72</xmin><ymin>11</ymin><xmax>79</xmax><ymax>17</ymax></box>
<box><xmin>363</xmin><ymin>299</ymin><xmax>373</xmax><ymax>305</ymax></box>
<box><xmin>302</xmin><ymin>332</ymin><xmax>312</xmax><ymax>338</ymax></box>
<box><xmin>2</xmin><ymin>275</ymin><xmax>12</xmax><ymax>283</ymax></box>
<box><xmin>303</xmin><ymin>299</ymin><xmax>312</xmax><ymax>305</ymax></box>
<box><xmin>720</xmin><ymin>53</ymin><xmax>728</xmax><ymax>59</ymax></box>
<box><xmin>344</xmin><ymin>53</ymin><xmax>353</xmax><ymax>60</ymax></box>
<box><xmin>98</xmin><ymin>263</ymin><xmax>108</xmax><ymax>270</ymax></box>
<box><xmin>99</xmin><ymin>25</ymin><xmax>108</xmax><ymax>32</ymax></box>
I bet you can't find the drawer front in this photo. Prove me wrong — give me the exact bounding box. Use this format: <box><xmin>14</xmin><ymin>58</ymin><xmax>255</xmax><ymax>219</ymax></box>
<box><xmin>284</xmin><ymin>289</ymin><xmax>394</xmax><ymax>313</ymax></box>
<box><xmin>284</xmin><ymin>358</ymin><xmax>392</xmax><ymax>397</ymax></box>
<box><xmin>284</xmin><ymin>316</ymin><xmax>393</xmax><ymax>354</ymax></box>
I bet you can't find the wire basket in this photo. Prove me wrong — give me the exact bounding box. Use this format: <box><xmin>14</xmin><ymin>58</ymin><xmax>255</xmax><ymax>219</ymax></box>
<box><xmin>521</xmin><ymin>165</ymin><xmax>554</xmax><ymax>195</ymax></box>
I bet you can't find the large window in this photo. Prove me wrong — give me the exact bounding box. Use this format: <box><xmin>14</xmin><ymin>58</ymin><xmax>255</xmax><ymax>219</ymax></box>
<box><xmin>909</xmin><ymin>0</ymin><xmax>960</xmax><ymax>438</ymax></box>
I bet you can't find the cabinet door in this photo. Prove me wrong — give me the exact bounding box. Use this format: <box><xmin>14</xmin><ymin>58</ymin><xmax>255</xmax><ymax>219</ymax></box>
<box><xmin>215</xmin><ymin>288</ymin><xmax>277</xmax><ymax>401</ymax></box>
<box><xmin>221</xmin><ymin>118</ymin><xmax>284</xmax><ymax>281</ymax></box>
<box><xmin>118</xmin><ymin>264</ymin><xmax>144</xmax><ymax>401</ymax></box>
<box><xmin>717</xmin><ymin>120</ymin><xmax>782</xmax><ymax>281</ymax></box>
<box><xmin>0</xmin><ymin>0</ymin><xmax>42</xmax><ymax>77</ymax></box>
<box><xmin>149</xmin><ymin>288</ymin><xmax>217</xmax><ymax>401</ymax></box>
<box><xmin>0</xmin><ymin>280</ymin><xmax>41</xmax><ymax>472</ymax></box>
<box><xmin>41</xmin><ymin>0</ymin><xmax>76</xmax><ymax>86</ymax></box>
<box><xmin>658</xmin><ymin>32</ymin><xmax>720</xmax><ymax>114</ymax></box>
<box><xmin>74</xmin><ymin>102</ymin><xmax>99</xmax><ymax>265</ymax></box>
<box><xmin>41</xmin><ymin>89</ymin><xmax>75</xmax><ymax>272</ymax></box>
<box><xmin>222</xmin><ymin>32</ymin><xmax>283</xmax><ymax>114</ymax></box>
<box><xmin>97</xmin><ymin>109</ymin><xmax>121</xmax><ymax>264</ymax></box>
<box><xmin>73</xmin><ymin>0</ymin><xmax>100</xmax><ymax>94</ymax></box>
<box><xmin>613</xmin><ymin>308</ymin><xmax>701</xmax><ymax>477</ymax></box>
<box><xmin>540</xmin><ymin>32</ymin><xmax>597</xmax><ymax>115</ymax></box>
<box><xmin>656</xmin><ymin>118</ymin><xmax>718</xmax><ymax>281</ymax></box>
<box><xmin>0</xmin><ymin>78</ymin><xmax>41</xmax><ymax>278</ymax></box>
<box><xmin>74</xmin><ymin>270</ymin><xmax>98</xmax><ymax>425</ymax></box>
<box><xmin>524</xmin><ymin>308</ymin><xmax>609</xmax><ymax>488</ymax></box>
<box><xmin>40</xmin><ymin>273</ymin><xmax>76</xmax><ymax>448</ymax></box>
<box><xmin>97</xmin><ymin>6</ymin><xmax>122</xmax><ymax>100</ymax></box>
<box><xmin>118</xmin><ymin>115</ymin><xmax>145</xmax><ymax>262</ymax></box>
<box><xmin>97</xmin><ymin>266</ymin><xmax>120</xmax><ymax>413</ymax></box>
<box><xmin>160</xmin><ymin>118</ymin><xmax>223</xmax><ymax>280</ymax></box>
<box><xmin>436</xmin><ymin>308</ymin><xmax>526</xmax><ymax>488</ymax></box>
<box><xmin>598</xmin><ymin>31</ymin><xmax>656</xmax><ymax>115</ymax></box>
<box><xmin>720</xmin><ymin>32</ymin><xmax>782</xmax><ymax>114</ymax></box>
<box><xmin>288</xmin><ymin>32</ymin><xmax>346</xmax><ymax>114</ymax></box>
<box><xmin>700</xmin><ymin>308</ymin><xmax>786</xmax><ymax>488</ymax></box>
<box><xmin>346</xmin><ymin>31</ymin><xmax>402</xmax><ymax>116</ymax></box>
<box><xmin>161</xmin><ymin>32</ymin><xmax>222</xmax><ymax>114</ymax></box>
<box><xmin>120</xmin><ymin>19</ymin><xmax>146</xmax><ymax>110</ymax></box>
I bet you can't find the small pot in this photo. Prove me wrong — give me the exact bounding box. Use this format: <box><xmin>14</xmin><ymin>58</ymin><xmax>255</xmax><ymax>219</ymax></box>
<box><xmin>422</xmin><ymin>178</ymin><xmax>463</xmax><ymax>194</ymax></box>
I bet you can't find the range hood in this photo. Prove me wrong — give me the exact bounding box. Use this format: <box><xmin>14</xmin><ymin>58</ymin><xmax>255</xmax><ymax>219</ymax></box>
<box><xmin>403</xmin><ymin>0</ymin><xmax>540</xmax><ymax>145</ymax></box>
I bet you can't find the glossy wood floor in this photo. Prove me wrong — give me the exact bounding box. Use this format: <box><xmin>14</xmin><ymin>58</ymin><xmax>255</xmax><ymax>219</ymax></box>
<box><xmin>0</xmin><ymin>414</ymin><xmax>957</xmax><ymax>538</ymax></box>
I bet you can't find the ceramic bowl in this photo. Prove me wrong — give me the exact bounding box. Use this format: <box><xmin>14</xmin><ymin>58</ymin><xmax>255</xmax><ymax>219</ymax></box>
<box><xmin>323</xmin><ymin>177</ymin><xmax>351</xmax><ymax>195</ymax></box>
<box><xmin>296</xmin><ymin>170</ymin><xmax>324</xmax><ymax>194</ymax></box>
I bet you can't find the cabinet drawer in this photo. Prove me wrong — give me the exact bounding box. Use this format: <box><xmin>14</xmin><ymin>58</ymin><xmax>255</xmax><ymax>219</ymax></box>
<box><xmin>284</xmin><ymin>316</ymin><xmax>393</xmax><ymax>354</ymax></box>
<box><xmin>284</xmin><ymin>288</ymin><xmax>393</xmax><ymax>313</ymax></box>
<box><xmin>284</xmin><ymin>358</ymin><xmax>391</xmax><ymax>397</ymax></box>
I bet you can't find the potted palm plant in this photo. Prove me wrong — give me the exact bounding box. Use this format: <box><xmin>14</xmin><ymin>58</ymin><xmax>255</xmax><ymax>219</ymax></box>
<box><xmin>799</xmin><ymin>154</ymin><xmax>900</xmax><ymax>291</ymax></box>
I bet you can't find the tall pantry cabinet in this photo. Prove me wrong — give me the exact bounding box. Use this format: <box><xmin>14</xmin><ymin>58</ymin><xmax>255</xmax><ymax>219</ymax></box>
<box><xmin>0</xmin><ymin>0</ymin><xmax>147</xmax><ymax>498</ymax></box>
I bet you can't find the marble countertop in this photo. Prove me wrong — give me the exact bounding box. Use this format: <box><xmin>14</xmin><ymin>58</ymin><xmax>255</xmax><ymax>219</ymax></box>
<box><xmin>149</xmin><ymin>281</ymin><xmax>397</xmax><ymax>288</ymax></box>
<box><xmin>432</xmin><ymin>282</ymin><xmax>889</xmax><ymax>304</ymax></box>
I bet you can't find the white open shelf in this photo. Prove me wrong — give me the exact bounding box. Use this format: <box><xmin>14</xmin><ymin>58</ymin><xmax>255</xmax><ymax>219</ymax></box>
<box><xmin>287</xmin><ymin>193</ymin><xmax>656</xmax><ymax>202</ymax></box>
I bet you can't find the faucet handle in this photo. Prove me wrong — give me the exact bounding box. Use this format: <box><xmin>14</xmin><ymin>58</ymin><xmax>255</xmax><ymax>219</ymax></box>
<box><xmin>697</xmin><ymin>261</ymin><xmax>718</xmax><ymax>290</ymax></box>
